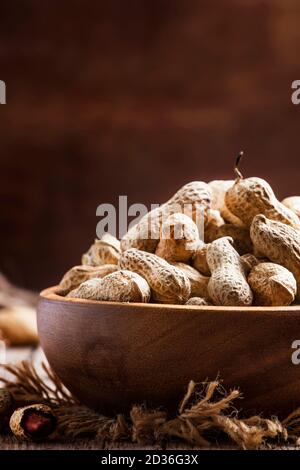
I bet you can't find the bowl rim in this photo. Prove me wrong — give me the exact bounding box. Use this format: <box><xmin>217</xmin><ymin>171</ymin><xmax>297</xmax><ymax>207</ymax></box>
<box><xmin>39</xmin><ymin>286</ymin><xmax>300</xmax><ymax>313</ymax></box>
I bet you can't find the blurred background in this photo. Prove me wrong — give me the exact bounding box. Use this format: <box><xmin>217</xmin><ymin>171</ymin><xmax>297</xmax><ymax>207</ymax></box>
<box><xmin>1</xmin><ymin>0</ymin><xmax>300</xmax><ymax>291</ymax></box>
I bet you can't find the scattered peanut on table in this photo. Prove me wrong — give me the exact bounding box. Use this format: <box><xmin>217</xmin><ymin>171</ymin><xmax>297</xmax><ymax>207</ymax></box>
<box><xmin>58</xmin><ymin>159</ymin><xmax>300</xmax><ymax>307</ymax></box>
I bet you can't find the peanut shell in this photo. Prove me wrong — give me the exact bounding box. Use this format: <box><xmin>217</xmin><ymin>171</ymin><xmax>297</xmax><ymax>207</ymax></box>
<box><xmin>155</xmin><ymin>213</ymin><xmax>200</xmax><ymax>262</ymax></box>
<box><xmin>208</xmin><ymin>180</ymin><xmax>234</xmax><ymax>211</ymax></box>
<box><xmin>208</xmin><ymin>179</ymin><xmax>245</xmax><ymax>227</ymax></box>
<box><xmin>207</xmin><ymin>237</ymin><xmax>253</xmax><ymax>306</ymax></box>
<box><xmin>68</xmin><ymin>270</ymin><xmax>150</xmax><ymax>303</ymax></box>
<box><xmin>10</xmin><ymin>404</ymin><xmax>56</xmax><ymax>440</ymax></box>
<box><xmin>82</xmin><ymin>234</ymin><xmax>120</xmax><ymax>266</ymax></box>
<box><xmin>119</xmin><ymin>248</ymin><xmax>191</xmax><ymax>304</ymax></box>
<box><xmin>204</xmin><ymin>209</ymin><xmax>225</xmax><ymax>243</ymax></box>
<box><xmin>240</xmin><ymin>253</ymin><xmax>260</xmax><ymax>275</ymax></box>
<box><xmin>250</xmin><ymin>214</ymin><xmax>300</xmax><ymax>300</ymax></box>
<box><xmin>225</xmin><ymin>177</ymin><xmax>300</xmax><ymax>229</ymax></box>
<box><xmin>192</xmin><ymin>243</ymin><xmax>211</xmax><ymax>276</ymax></box>
<box><xmin>186</xmin><ymin>297</ymin><xmax>212</xmax><ymax>306</ymax></box>
<box><xmin>121</xmin><ymin>181</ymin><xmax>211</xmax><ymax>253</ymax></box>
<box><xmin>213</xmin><ymin>224</ymin><xmax>253</xmax><ymax>255</ymax></box>
<box><xmin>172</xmin><ymin>262</ymin><xmax>210</xmax><ymax>299</ymax></box>
<box><xmin>57</xmin><ymin>264</ymin><xmax>118</xmax><ymax>296</ymax></box>
<box><xmin>282</xmin><ymin>196</ymin><xmax>300</xmax><ymax>218</ymax></box>
<box><xmin>248</xmin><ymin>262</ymin><xmax>297</xmax><ymax>306</ymax></box>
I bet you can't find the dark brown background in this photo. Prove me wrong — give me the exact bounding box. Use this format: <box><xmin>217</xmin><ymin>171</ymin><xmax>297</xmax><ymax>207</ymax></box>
<box><xmin>1</xmin><ymin>0</ymin><xmax>300</xmax><ymax>290</ymax></box>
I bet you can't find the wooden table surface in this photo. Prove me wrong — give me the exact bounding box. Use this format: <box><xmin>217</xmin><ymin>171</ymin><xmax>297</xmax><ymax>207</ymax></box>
<box><xmin>1</xmin><ymin>346</ymin><xmax>209</xmax><ymax>450</ymax></box>
<box><xmin>0</xmin><ymin>347</ymin><xmax>298</xmax><ymax>451</ymax></box>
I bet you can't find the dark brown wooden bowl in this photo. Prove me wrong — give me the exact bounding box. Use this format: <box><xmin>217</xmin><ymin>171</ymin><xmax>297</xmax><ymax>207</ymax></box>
<box><xmin>37</xmin><ymin>286</ymin><xmax>300</xmax><ymax>418</ymax></box>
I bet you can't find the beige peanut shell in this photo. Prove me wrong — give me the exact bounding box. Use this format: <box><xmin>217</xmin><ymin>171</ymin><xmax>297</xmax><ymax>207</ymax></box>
<box><xmin>186</xmin><ymin>297</ymin><xmax>212</xmax><ymax>306</ymax></box>
<box><xmin>192</xmin><ymin>243</ymin><xmax>211</xmax><ymax>276</ymax></box>
<box><xmin>58</xmin><ymin>264</ymin><xmax>118</xmax><ymax>296</ymax></box>
<box><xmin>121</xmin><ymin>181</ymin><xmax>211</xmax><ymax>253</ymax></box>
<box><xmin>67</xmin><ymin>278</ymin><xmax>103</xmax><ymax>300</ymax></box>
<box><xmin>68</xmin><ymin>270</ymin><xmax>150</xmax><ymax>303</ymax></box>
<box><xmin>167</xmin><ymin>181</ymin><xmax>211</xmax><ymax>222</ymax></box>
<box><xmin>172</xmin><ymin>262</ymin><xmax>210</xmax><ymax>299</ymax></box>
<box><xmin>155</xmin><ymin>213</ymin><xmax>200</xmax><ymax>262</ymax></box>
<box><xmin>208</xmin><ymin>180</ymin><xmax>234</xmax><ymax>211</ymax></box>
<box><xmin>282</xmin><ymin>196</ymin><xmax>300</xmax><ymax>218</ymax></box>
<box><xmin>208</xmin><ymin>179</ymin><xmax>245</xmax><ymax>228</ymax></box>
<box><xmin>207</xmin><ymin>237</ymin><xmax>253</xmax><ymax>306</ymax></box>
<box><xmin>220</xmin><ymin>205</ymin><xmax>246</xmax><ymax>228</ymax></box>
<box><xmin>248</xmin><ymin>262</ymin><xmax>297</xmax><ymax>306</ymax></box>
<box><xmin>213</xmin><ymin>224</ymin><xmax>253</xmax><ymax>255</ymax></box>
<box><xmin>82</xmin><ymin>234</ymin><xmax>121</xmax><ymax>266</ymax></box>
<box><xmin>101</xmin><ymin>233</ymin><xmax>121</xmax><ymax>251</ymax></box>
<box><xmin>240</xmin><ymin>253</ymin><xmax>260</xmax><ymax>275</ymax></box>
<box><xmin>120</xmin><ymin>206</ymin><xmax>162</xmax><ymax>253</ymax></box>
<box><xmin>204</xmin><ymin>209</ymin><xmax>225</xmax><ymax>243</ymax></box>
<box><xmin>250</xmin><ymin>214</ymin><xmax>300</xmax><ymax>300</ymax></box>
<box><xmin>225</xmin><ymin>177</ymin><xmax>300</xmax><ymax>229</ymax></box>
<box><xmin>119</xmin><ymin>248</ymin><xmax>191</xmax><ymax>304</ymax></box>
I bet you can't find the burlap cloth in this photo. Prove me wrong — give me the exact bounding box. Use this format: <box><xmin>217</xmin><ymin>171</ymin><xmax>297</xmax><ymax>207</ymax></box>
<box><xmin>1</xmin><ymin>361</ymin><xmax>300</xmax><ymax>450</ymax></box>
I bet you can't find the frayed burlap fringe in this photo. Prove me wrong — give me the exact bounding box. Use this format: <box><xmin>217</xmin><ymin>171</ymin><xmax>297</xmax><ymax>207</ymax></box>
<box><xmin>1</xmin><ymin>361</ymin><xmax>300</xmax><ymax>449</ymax></box>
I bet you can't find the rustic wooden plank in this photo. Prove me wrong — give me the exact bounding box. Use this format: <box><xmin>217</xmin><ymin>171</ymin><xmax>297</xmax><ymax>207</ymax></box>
<box><xmin>0</xmin><ymin>435</ymin><xmax>297</xmax><ymax>450</ymax></box>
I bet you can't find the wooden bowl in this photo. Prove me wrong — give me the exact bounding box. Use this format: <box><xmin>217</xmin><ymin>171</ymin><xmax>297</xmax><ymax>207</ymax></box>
<box><xmin>37</xmin><ymin>286</ymin><xmax>300</xmax><ymax>418</ymax></box>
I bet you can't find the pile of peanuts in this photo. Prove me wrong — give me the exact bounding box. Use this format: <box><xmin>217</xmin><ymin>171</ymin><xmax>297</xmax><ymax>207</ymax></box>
<box><xmin>58</xmin><ymin>164</ymin><xmax>300</xmax><ymax>307</ymax></box>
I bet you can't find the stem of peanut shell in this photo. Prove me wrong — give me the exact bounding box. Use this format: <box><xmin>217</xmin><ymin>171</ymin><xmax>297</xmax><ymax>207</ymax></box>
<box><xmin>234</xmin><ymin>151</ymin><xmax>244</xmax><ymax>181</ymax></box>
